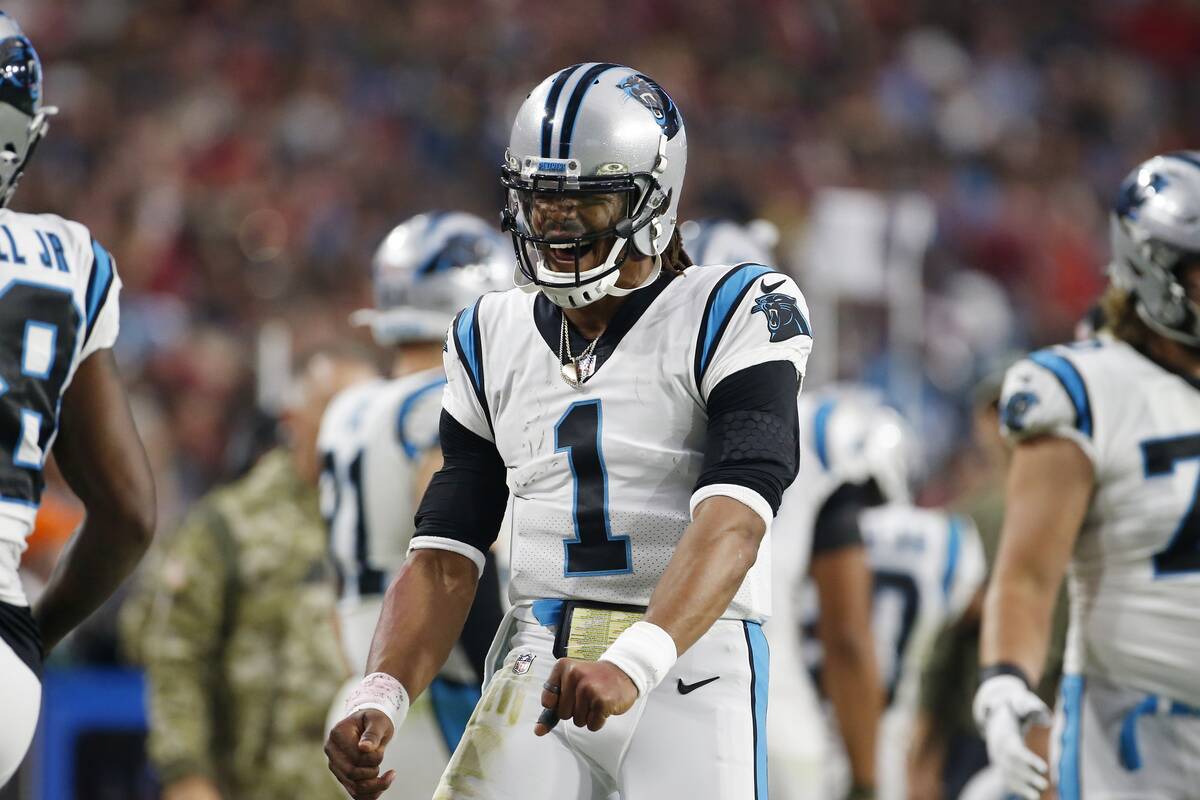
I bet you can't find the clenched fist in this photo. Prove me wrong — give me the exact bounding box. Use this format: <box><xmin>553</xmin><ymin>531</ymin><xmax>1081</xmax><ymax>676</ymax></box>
<box><xmin>325</xmin><ymin>709</ymin><xmax>396</xmax><ymax>800</ymax></box>
<box><xmin>535</xmin><ymin>658</ymin><xmax>639</xmax><ymax>735</ymax></box>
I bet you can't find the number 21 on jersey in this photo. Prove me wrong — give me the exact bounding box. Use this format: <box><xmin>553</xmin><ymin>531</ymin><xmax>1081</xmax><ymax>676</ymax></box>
<box><xmin>555</xmin><ymin>399</ymin><xmax>632</xmax><ymax>577</ymax></box>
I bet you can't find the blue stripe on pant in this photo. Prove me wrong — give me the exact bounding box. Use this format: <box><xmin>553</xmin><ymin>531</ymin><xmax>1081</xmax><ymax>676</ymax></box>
<box><xmin>1059</xmin><ymin>675</ymin><xmax>1085</xmax><ymax>800</ymax></box>
<box><xmin>745</xmin><ymin>621</ymin><xmax>770</xmax><ymax>800</ymax></box>
<box><xmin>427</xmin><ymin>677</ymin><xmax>482</xmax><ymax>753</ymax></box>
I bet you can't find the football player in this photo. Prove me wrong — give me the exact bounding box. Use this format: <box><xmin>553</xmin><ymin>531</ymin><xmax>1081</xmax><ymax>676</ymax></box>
<box><xmin>318</xmin><ymin>212</ymin><xmax>510</xmax><ymax>797</ymax></box>
<box><xmin>325</xmin><ymin>63</ymin><xmax>813</xmax><ymax>799</ymax></box>
<box><xmin>684</xmin><ymin>217</ymin><xmax>838</xmax><ymax>799</ymax></box>
<box><xmin>976</xmin><ymin>152</ymin><xmax>1200</xmax><ymax>799</ymax></box>
<box><xmin>0</xmin><ymin>13</ymin><xmax>155</xmax><ymax>785</ymax></box>
<box><xmin>795</xmin><ymin>390</ymin><xmax>985</xmax><ymax>800</ymax></box>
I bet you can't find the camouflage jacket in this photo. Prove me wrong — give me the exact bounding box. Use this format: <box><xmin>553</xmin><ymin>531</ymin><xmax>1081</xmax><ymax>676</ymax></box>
<box><xmin>125</xmin><ymin>449</ymin><xmax>348</xmax><ymax>800</ymax></box>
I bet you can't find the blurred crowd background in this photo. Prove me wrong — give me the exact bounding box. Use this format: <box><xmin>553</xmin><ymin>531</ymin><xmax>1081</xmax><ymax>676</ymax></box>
<box><xmin>4</xmin><ymin>0</ymin><xmax>1198</xmax><ymax>794</ymax></box>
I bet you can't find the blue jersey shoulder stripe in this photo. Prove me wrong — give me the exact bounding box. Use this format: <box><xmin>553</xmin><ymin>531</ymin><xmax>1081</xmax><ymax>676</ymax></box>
<box><xmin>942</xmin><ymin>514</ymin><xmax>964</xmax><ymax>602</ymax></box>
<box><xmin>1029</xmin><ymin>349</ymin><xmax>1093</xmax><ymax>437</ymax></box>
<box><xmin>452</xmin><ymin>299</ymin><xmax>490</xmax><ymax>429</ymax></box>
<box><xmin>395</xmin><ymin>376</ymin><xmax>448</xmax><ymax>460</ymax></box>
<box><xmin>813</xmin><ymin>398</ymin><xmax>837</xmax><ymax>471</ymax></box>
<box><xmin>84</xmin><ymin>238</ymin><xmax>115</xmax><ymax>339</ymax></box>
<box><xmin>693</xmin><ymin>263</ymin><xmax>774</xmax><ymax>388</ymax></box>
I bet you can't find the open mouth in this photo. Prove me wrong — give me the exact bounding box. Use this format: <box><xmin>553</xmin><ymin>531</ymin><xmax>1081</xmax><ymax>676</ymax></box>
<box><xmin>545</xmin><ymin>240</ymin><xmax>595</xmax><ymax>267</ymax></box>
<box><xmin>767</xmin><ymin>307</ymin><xmax>780</xmax><ymax>329</ymax></box>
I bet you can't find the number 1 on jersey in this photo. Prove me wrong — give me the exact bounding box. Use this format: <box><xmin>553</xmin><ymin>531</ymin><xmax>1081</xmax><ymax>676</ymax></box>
<box><xmin>556</xmin><ymin>400</ymin><xmax>632</xmax><ymax>576</ymax></box>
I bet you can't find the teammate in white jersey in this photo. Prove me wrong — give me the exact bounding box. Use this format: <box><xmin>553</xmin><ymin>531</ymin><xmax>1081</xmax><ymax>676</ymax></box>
<box><xmin>976</xmin><ymin>151</ymin><xmax>1200</xmax><ymax>800</ymax></box>
<box><xmin>683</xmin><ymin>219</ymin><xmax>865</xmax><ymax>800</ymax></box>
<box><xmin>795</xmin><ymin>391</ymin><xmax>985</xmax><ymax>800</ymax></box>
<box><xmin>318</xmin><ymin>212</ymin><xmax>511</xmax><ymax>797</ymax></box>
<box><xmin>325</xmin><ymin>63</ymin><xmax>813</xmax><ymax>800</ymax></box>
<box><xmin>0</xmin><ymin>13</ymin><xmax>156</xmax><ymax>786</ymax></box>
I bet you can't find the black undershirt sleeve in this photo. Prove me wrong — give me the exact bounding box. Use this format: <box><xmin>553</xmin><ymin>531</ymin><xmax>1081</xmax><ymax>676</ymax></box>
<box><xmin>810</xmin><ymin>479</ymin><xmax>885</xmax><ymax>555</ymax></box>
<box><xmin>412</xmin><ymin>410</ymin><xmax>508</xmax><ymax>555</ymax></box>
<box><xmin>694</xmin><ymin>360</ymin><xmax>801</xmax><ymax>515</ymax></box>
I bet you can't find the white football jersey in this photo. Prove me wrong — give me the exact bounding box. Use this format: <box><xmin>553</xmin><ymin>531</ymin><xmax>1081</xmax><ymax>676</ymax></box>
<box><xmin>1000</xmin><ymin>338</ymin><xmax>1200</xmax><ymax>702</ymax></box>
<box><xmin>0</xmin><ymin>209</ymin><xmax>120</xmax><ymax>550</ymax></box>
<box><xmin>318</xmin><ymin>367</ymin><xmax>445</xmax><ymax>608</ymax></box>
<box><xmin>418</xmin><ymin>264</ymin><xmax>813</xmax><ymax>621</ymax></box>
<box><xmin>858</xmin><ymin>504</ymin><xmax>984</xmax><ymax>715</ymax></box>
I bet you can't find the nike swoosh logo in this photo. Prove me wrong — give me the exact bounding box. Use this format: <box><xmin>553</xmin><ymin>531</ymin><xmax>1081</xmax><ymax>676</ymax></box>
<box><xmin>677</xmin><ymin>676</ymin><xmax>721</xmax><ymax>695</ymax></box>
<box><xmin>761</xmin><ymin>278</ymin><xmax>784</xmax><ymax>293</ymax></box>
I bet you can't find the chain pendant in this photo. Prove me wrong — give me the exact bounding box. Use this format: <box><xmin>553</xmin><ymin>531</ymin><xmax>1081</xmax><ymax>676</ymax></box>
<box><xmin>561</xmin><ymin>359</ymin><xmax>581</xmax><ymax>387</ymax></box>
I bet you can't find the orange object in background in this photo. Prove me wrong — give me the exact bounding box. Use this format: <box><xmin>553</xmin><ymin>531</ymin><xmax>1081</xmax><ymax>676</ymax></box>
<box><xmin>22</xmin><ymin>487</ymin><xmax>85</xmax><ymax>584</ymax></box>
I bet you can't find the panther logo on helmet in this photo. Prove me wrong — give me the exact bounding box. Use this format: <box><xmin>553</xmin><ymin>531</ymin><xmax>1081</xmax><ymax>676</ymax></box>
<box><xmin>751</xmin><ymin>290</ymin><xmax>809</xmax><ymax>342</ymax></box>
<box><xmin>617</xmin><ymin>74</ymin><xmax>682</xmax><ymax>139</ymax></box>
<box><xmin>1116</xmin><ymin>171</ymin><xmax>1169</xmax><ymax>220</ymax></box>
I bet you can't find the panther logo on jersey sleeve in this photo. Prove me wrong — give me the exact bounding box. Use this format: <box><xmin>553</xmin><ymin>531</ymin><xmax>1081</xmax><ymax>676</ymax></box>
<box><xmin>751</xmin><ymin>289</ymin><xmax>809</xmax><ymax>343</ymax></box>
<box><xmin>1000</xmin><ymin>390</ymin><xmax>1039</xmax><ymax>433</ymax></box>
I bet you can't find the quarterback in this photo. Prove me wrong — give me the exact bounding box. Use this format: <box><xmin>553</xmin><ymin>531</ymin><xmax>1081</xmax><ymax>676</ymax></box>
<box><xmin>976</xmin><ymin>152</ymin><xmax>1200</xmax><ymax>799</ymax></box>
<box><xmin>326</xmin><ymin>63</ymin><xmax>813</xmax><ymax>799</ymax></box>
<box><xmin>0</xmin><ymin>12</ymin><xmax>156</xmax><ymax>785</ymax></box>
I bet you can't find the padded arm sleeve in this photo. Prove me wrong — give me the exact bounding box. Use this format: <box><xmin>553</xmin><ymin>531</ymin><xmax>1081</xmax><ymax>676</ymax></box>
<box><xmin>692</xmin><ymin>360</ymin><xmax>801</xmax><ymax>525</ymax></box>
<box><xmin>408</xmin><ymin>411</ymin><xmax>508</xmax><ymax>573</ymax></box>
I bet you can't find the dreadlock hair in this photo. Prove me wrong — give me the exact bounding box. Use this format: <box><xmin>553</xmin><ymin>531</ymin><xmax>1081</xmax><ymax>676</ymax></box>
<box><xmin>1099</xmin><ymin>284</ymin><xmax>1154</xmax><ymax>350</ymax></box>
<box><xmin>662</xmin><ymin>226</ymin><xmax>693</xmax><ymax>275</ymax></box>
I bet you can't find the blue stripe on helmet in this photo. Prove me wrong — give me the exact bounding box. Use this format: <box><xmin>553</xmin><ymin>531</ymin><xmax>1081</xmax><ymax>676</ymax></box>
<box><xmin>541</xmin><ymin>65</ymin><xmax>582</xmax><ymax>159</ymax></box>
<box><xmin>1165</xmin><ymin>151</ymin><xmax>1200</xmax><ymax>171</ymax></box>
<box><xmin>557</xmin><ymin>63</ymin><xmax>620</xmax><ymax>159</ymax></box>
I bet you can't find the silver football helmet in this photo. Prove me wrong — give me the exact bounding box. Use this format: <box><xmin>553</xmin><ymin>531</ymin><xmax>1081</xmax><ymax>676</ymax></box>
<box><xmin>500</xmin><ymin>62</ymin><xmax>687</xmax><ymax>308</ymax></box>
<box><xmin>1110</xmin><ymin>151</ymin><xmax>1200</xmax><ymax>347</ymax></box>
<box><xmin>351</xmin><ymin>211</ymin><xmax>512</xmax><ymax>346</ymax></box>
<box><xmin>0</xmin><ymin>13</ymin><xmax>55</xmax><ymax>208</ymax></box>
<box><xmin>807</xmin><ymin>387</ymin><xmax>922</xmax><ymax>505</ymax></box>
<box><xmin>679</xmin><ymin>218</ymin><xmax>779</xmax><ymax>267</ymax></box>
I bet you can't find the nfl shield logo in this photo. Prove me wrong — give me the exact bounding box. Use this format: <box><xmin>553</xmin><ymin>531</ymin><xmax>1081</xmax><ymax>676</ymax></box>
<box><xmin>513</xmin><ymin>653</ymin><xmax>535</xmax><ymax>675</ymax></box>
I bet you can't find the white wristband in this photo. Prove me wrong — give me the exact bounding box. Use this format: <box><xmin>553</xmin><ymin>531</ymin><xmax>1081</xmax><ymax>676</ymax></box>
<box><xmin>598</xmin><ymin>621</ymin><xmax>678</xmax><ymax>697</ymax></box>
<box><xmin>345</xmin><ymin>672</ymin><xmax>410</xmax><ymax>728</ymax></box>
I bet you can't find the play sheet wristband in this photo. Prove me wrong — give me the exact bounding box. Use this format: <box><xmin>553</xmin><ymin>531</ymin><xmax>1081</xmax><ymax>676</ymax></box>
<box><xmin>550</xmin><ymin>601</ymin><xmax>677</xmax><ymax>696</ymax></box>
<box><xmin>552</xmin><ymin>601</ymin><xmax>645</xmax><ymax>660</ymax></box>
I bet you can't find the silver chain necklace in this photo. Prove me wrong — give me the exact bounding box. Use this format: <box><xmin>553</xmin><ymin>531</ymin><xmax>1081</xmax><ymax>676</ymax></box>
<box><xmin>558</xmin><ymin>312</ymin><xmax>599</xmax><ymax>389</ymax></box>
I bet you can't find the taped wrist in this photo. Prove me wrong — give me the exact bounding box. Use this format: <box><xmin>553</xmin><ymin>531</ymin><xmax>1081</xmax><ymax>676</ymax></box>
<box><xmin>598</xmin><ymin>621</ymin><xmax>678</xmax><ymax>697</ymax></box>
<box><xmin>345</xmin><ymin>672</ymin><xmax>410</xmax><ymax>728</ymax></box>
<box><xmin>973</xmin><ymin>673</ymin><xmax>1028</xmax><ymax>730</ymax></box>
<box><xmin>979</xmin><ymin>661</ymin><xmax>1033</xmax><ymax>690</ymax></box>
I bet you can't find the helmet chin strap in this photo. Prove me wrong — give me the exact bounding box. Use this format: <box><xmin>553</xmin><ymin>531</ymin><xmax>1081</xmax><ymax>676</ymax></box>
<box><xmin>605</xmin><ymin>253</ymin><xmax>662</xmax><ymax>297</ymax></box>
